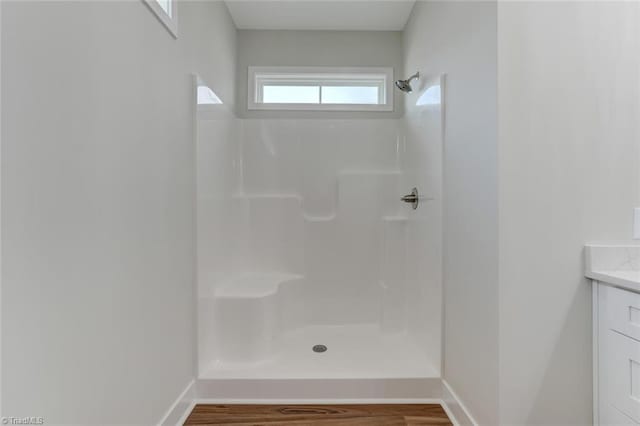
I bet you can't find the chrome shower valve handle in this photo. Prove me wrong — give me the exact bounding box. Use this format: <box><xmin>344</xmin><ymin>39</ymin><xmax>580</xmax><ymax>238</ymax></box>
<box><xmin>401</xmin><ymin>187</ymin><xmax>419</xmax><ymax>210</ymax></box>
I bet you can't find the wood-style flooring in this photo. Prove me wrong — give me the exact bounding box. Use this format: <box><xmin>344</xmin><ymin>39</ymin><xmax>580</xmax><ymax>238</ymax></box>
<box><xmin>184</xmin><ymin>404</ymin><xmax>453</xmax><ymax>425</ymax></box>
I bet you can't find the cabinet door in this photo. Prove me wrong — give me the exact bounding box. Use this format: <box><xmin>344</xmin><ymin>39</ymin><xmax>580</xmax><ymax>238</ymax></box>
<box><xmin>603</xmin><ymin>330</ymin><xmax>640</xmax><ymax>424</ymax></box>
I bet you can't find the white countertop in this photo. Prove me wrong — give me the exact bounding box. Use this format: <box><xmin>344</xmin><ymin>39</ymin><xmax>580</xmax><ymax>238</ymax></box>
<box><xmin>585</xmin><ymin>244</ymin><xmax>640</xmax><ymax>293</ymax></box>
<box><xmin>586</xmin><ymin>269</ymin><xmax>640</xmax><ymax>293</ymax></box>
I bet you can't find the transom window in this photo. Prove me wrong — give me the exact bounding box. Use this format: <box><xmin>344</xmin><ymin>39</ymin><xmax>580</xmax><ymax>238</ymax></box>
<box><xmin>248</xmin><ymin>67</ymin><xmax>394</xmax><ymax>112</ymax></box>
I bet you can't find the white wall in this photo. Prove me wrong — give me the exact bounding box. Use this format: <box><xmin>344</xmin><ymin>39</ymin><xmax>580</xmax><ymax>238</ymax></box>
<box><xmin>1</xmin><ymin>1</ymin><xmax>236</xmax><ymax>424</ymax></box>
<box><xmin>403</xmin><ymin>2</ymin><xmax>499</xmax><ymax>424</ymax></box>
<box><xmin>498</xmin><ymin>2</ymin><xmax>640</xmax><ymax>424</ymax></box>
<box><xmin>236</xmin><ymin>30</ymin><xmax>404</xmax><ymax>118</ymax></box>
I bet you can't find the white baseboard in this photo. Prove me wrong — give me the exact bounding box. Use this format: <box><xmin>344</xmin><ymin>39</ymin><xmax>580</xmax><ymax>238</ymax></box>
<box><xmin>157</xmin><ymin>379</ymin><xmax>196</xmax><ymax>426</ymax></box>
<box><xmin>158</xmin><ymin>378</ymin><xmax>476</xmax><ymax>426</ymax></box>
<box><xmin>441</xmin><ymin>379</ymin><xmax>478</xmax><ymax>426</ymax></box>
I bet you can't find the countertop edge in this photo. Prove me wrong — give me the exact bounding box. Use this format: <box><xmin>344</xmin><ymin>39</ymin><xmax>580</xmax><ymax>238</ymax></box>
<box><xmin>586</xmin><ymin>270</ymin><xmax>640</xmax><ymax>293</ymax></box>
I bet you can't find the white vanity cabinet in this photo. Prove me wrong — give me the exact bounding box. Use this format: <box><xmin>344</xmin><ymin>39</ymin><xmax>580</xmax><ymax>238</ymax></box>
<box><xmin>594</xmin><ymin>282</ymin><xmax>640</xmax><ymax>425</ymax></box>
<box><xmin>587</xmin><ymin>244</ymin><xmax>640</xmax><ymax>425</ymax></box>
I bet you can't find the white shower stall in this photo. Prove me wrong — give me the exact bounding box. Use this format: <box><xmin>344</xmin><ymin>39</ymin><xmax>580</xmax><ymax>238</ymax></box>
<box><xmin>195</xmin><ymin>70</ymin><xmax>444</xmax><ymax>396</ymax></box>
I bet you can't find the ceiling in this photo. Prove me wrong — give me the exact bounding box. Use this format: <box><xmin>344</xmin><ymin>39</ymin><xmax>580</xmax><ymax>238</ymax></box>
<box><xmin>224</xmin><ymin>0</ymin><xmax>416</xmax><ymax>31</ymax></box>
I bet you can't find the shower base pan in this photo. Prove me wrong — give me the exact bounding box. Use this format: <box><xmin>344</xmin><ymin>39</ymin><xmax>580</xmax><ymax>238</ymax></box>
<box><xmin>201</xmin><ymin>324</ymin><xmax>438</xmax><ymax>380</ymax></box>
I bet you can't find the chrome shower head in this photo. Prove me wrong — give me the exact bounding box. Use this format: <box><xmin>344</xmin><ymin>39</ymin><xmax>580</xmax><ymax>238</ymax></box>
<box><xmin>395</xmin><ymin>71</ymin><xmax>420</xmax><ymax>93</ymax></box>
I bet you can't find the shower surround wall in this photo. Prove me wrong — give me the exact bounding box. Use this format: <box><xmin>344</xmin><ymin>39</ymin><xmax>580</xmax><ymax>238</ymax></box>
<box><xmin>197</xmin><ymin>116</ymin><xmax>443</xmax><ymax>379</ymax></box>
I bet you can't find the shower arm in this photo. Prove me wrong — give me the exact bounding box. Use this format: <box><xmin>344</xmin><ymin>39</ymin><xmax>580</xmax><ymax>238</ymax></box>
<box><xmin>406</xmin><ymin>72</ymin><xmax>420</xmax><ymax>83</ymax></box>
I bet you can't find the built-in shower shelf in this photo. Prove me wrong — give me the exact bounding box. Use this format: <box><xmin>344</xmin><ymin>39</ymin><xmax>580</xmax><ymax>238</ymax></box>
<box><xmin>383</xmin><ymin>216</ymin><xmax>408</xmax><ymax>222</ymax></box>
<box><xmin>303</xmin><ymin>214</ymin><xmax>336</xmax><ymax>222</ymax></box>
<box><xmin>214</xmin><ymin>273</ymin><xmax>304</xmax><ymax>298</ymax></box>
<box><xmin>232</xmin><ymin>193</ymin><xmax>301</xmax><ymax>200</ymax></box>
<box><xmin>338</xmin><ymin>170</ymin><xmax>402</xmax><ymax>176</ymax></box>
<box><xmin>231</xmin><ymin>191</ymin><xmax>341</xmax><ymax>224</ymax></box>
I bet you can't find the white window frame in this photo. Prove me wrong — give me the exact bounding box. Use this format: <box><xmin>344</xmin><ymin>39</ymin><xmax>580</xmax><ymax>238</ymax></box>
<box><xmin>248</xmin><ymin>66</ymin><xmax>394</xmax><ymax>112</ymax></box>
<box><xmin>143</xmin><ymin>0</ymin><xmax>178</xmax><ymax>39</ymax></box>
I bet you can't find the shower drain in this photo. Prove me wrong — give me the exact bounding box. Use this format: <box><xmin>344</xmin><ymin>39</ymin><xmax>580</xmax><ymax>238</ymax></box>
<box><xmin>312</xmin><ymin>344</ymin><xmax>327</xmax><ymax>353</ymax></box>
